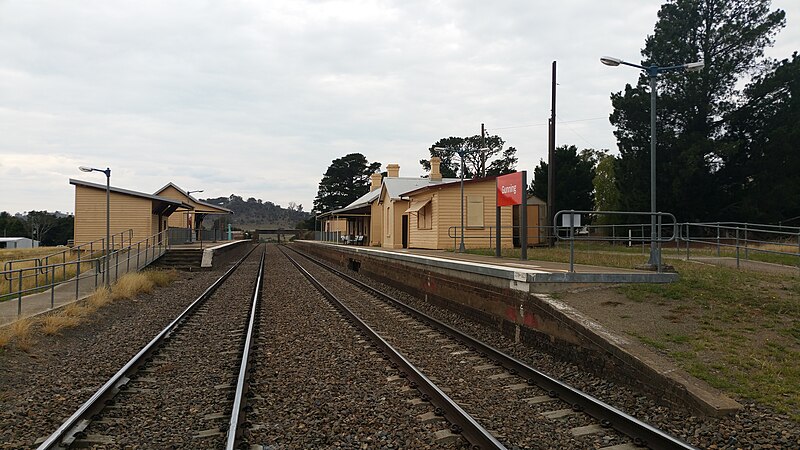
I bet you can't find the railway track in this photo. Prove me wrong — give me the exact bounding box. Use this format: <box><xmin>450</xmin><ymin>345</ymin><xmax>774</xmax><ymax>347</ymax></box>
<box><xmin>283</xmin><ymin>244</ymin><xmax>698</xmax><ymax>450</ymax></box>
<box><xmin>241</xmin><ymin>244</ymin><xmax>473</xmax><ymax>448</ymax></box>
<box><xmin>34</xmin><ymin>242</ymin><xmax>697</xmax><ymax>449</ymax></box>
<box><xmin>36</xmin><ymin>244</ymin><xmax>264</xmax><ymax>449</ymax></box>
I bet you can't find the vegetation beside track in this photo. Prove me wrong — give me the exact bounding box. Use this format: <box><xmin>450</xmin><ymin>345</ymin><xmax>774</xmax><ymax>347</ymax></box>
<box><xmin>466</xmin><ymin>245</ymin><xmax>800</xmax><ymax>421</ymax></box>
<box><xmin>0</xmin><ymin>269</ymin><xmax>177</xmax><ymax>352</ymax></box>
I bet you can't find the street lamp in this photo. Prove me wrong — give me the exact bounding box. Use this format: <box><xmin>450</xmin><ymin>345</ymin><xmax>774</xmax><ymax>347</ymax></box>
<box><xmin>601</xmin><ymin>55</ymin><xmax>703</xmax><ymax>270</ymax></box>
<box><xmin>434</xmin><ymin>146</ymin><xmax>493</xmax><ymax>252</ymax></box>
<box><xmin>79</xmin><ymin>166</ymin><xmax>111</xmax><ymax>287</ymax></box>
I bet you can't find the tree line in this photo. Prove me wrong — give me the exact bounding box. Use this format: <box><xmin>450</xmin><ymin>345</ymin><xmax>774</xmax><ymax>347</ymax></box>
<box><xmin>0</xmin><ymin>211</ymin><xmax>74</xmax><ymax>246</ymax></box>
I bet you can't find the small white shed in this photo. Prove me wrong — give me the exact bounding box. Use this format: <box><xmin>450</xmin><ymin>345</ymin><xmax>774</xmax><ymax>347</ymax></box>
<box><xmin>0</xmin><ymin>237</ymin><xmax>39</xmax><ymax>249</ymax></box>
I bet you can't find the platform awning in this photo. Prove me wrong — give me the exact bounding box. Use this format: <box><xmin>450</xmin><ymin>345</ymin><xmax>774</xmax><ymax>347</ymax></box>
<box><xmin>404</xmin><ymin>199</ymin><xmax>430</xmax><ymax>213</ymax></box>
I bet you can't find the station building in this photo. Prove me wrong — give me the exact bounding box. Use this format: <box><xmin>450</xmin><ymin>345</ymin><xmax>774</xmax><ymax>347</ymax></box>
<box><xmin>71</xmin><ymin>179</ymin><xmax>235</xmax><ymax>249</ymax></box>
<box><xmin>318</xmin><ymin>157</ymin><xmax>546</xmax><ymax>250</ymax></box>
<box><xmin>71</xmin><ymin>179</ymin><xmax>186</xmax><ymax>248</ymax></box>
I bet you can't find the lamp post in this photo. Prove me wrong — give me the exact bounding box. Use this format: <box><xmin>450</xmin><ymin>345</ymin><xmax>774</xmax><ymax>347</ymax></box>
<box><xmin>434</xmin><ymin>146</ymin><xmax>492</xmax><ymax>253</ymax></box>
<box><xmin>79</xmin><ymin>166</ymin><xmax>111</xmax><ymax>287</ymax></box>
<box><xmin>600</xmin><ymin>56</ymin><xmax>704</xmax><ymax>269</ymax></box>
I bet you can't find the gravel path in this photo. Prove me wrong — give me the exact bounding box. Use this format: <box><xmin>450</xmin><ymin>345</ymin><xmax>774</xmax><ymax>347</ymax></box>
<box><xmin>289</xmin><ymin>244</ymin><xmax>800</xmax><ymax>450</ymax></box>
<box><xmin>0</xmin><ymin>243</ymin><xmax>255</xmax><ymax>449</ymax></box>
<box><xmin>244</xmin><ymin>245</ymin><xmax>467</xmax><ymax>449</ymax></box>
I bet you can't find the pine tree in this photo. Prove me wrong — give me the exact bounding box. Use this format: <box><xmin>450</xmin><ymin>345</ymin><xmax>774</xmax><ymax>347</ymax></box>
<box><xmin>312</xmin><ymin>153</ymin><xmax>381</xmax><ymax>213</ymax></box>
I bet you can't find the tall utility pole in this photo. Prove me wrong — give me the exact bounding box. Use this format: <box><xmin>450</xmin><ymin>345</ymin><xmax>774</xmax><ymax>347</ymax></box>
<box><xmin>480</xmin><ymin>123</ymin><xmax>486</xmax><ymax>176</ymax></box>
<box><xmin>547</xmin><ymin>61</ymin><xmax>557</xmax><ymax>246</ymax></box>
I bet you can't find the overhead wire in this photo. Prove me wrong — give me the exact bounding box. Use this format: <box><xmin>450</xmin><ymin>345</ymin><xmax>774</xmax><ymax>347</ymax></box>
<box><xmin>486</xmin><ymin>116</ymin><xmax>606</xmax><ymax>132</ymax></box>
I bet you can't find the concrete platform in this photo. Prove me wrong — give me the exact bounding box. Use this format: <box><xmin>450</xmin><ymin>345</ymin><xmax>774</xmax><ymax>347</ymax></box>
<box><xmin>294</xmin><ymin>240</ymin><xmax>740</xmax><ymax>417</ymax></box>
<box><xmin>305</xmin><ymin>241</ymin><xmax>678</xmax><ymax>294</ymax></box>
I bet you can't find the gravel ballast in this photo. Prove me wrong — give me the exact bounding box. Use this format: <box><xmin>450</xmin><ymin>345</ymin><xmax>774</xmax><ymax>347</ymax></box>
<box><xmin>0</xmin><ymin>243</ymin><xmax>254</xmax><ymax>449</ymax></box>
<box><xmin>289</xmin><ymin>245</ymin><xmax>799</xmax><ymax>450</ymax></box>
<box><xmin>245</xmin><ymin>245</ymin><xmax>466</xmax><ymax>448</ymax></box>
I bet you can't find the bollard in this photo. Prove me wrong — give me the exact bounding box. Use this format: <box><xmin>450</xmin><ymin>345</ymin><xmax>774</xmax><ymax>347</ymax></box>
<box><xmin>17</xmin><ymin>270</ymin><xmax>23</xmax><ymax>316</ymax></box>
<box><xmin>76</xmin><ymin>255</ymin><xmax>81</xmax><ymax>300</ymax></box>
<box><xmin>569</xmin><ymin>212</ymin><xmax>575</xmax><ymax>273</ymax></box>
<box><xmin>744</xmin><ymin>223</ymin><xmax>749</xmax><ymax>260</ymax></box>
<box><xmin>686</xmin><ymin>224</ymin><xmax>690</xmax><ymax>261</ymax></box>
<box><xmin>657</xmin><ymin>214</ymin><xmax>663</xmax><ymax>273</ymax></box>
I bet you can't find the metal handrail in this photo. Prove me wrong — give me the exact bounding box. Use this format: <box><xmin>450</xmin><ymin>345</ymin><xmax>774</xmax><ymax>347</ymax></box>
<box><xmin>680</xmin><ymin>222</ymin><xmax>800</xmax><ymax>269</ymax></box>
<box><xmin>1</xmin><ymin>229</ymin><xmax>171</xmax><ymax>316</ymax></box>
<box><xmin>2</xmin><ymin>230</ymin><xmax>134</xmax><ymax>274</ymax></box>
<box><xmin>554</xmin><ymin>210</ymin><xmax>677</xmax><ymax>272</ymax></box>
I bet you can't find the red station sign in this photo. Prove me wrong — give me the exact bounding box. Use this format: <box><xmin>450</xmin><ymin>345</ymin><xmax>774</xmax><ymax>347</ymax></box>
<box><xmin>496</xmin><ymin>172</ymin><xmax>524</xmax><ymax>207</ymax></box>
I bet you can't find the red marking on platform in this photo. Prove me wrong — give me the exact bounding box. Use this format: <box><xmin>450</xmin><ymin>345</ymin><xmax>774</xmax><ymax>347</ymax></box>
<box><xmin>523</xmin><ymin>312</ymin><xmax>538</xmax><ymax>328</ymax></box>
<box><xmin>506</xmin><ymin>306</ymin><xmax>517</xmax><ymax>322</ymax></box>
<box><xmin>424</xmin><ymin>277</ymin><xmax>438</xmax><ymax>292</ymax></box>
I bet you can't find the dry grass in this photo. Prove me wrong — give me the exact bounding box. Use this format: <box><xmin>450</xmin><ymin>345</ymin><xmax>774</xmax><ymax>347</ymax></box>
<box><xmin>0</xmin><ymin>250</ymin><xmax>98</xmax><ymax>301</ymax></box>
<box><xmin>1</xmin><ymin>318</ymin><xmax>36</xmax><ymax>351</ymax></box>
<box><xmin>63</xmin><ymin>302</ymin><xmax>95</xmax><ymax>318</ymax></box>
<box><xmin>146</xmin><ymin>269</ymin><xmax>177</xmax><ymax>287</ymax></box>
<box><xmin>111</xmin><ymin>273</ymin><xmax>155</xmax><ymax>300</ymax></box>
<box><xmin>0</xmin><ymin>269</ymin><xmax>177</xmax><ymax>350</ymax></box>
<box><xmin>87</xmin><ymin>287</ymin><xmax>112</xmax><ymax>308</ymax></box>
<box><xmin>0</xmin><ymin>247</ymin><xmax>67</xmax><ymax>264</ymax></box>
<box><xmin>0</xmin><ymin>327</ymin><xmax>10</xmax><ymax>348</ymax></box>
<box><xmin>40</xmin><ymin>315</ymin><xmax>82</xmax><ymax>335</ymax></box>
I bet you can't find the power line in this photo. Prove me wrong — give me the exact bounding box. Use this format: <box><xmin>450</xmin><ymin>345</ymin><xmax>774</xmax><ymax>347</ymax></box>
<box><xmin>486</xmin><ymin>116</ymin><xmax>606</xmax><ymax>132</ymax></box>
<box><xmin>556</xmin><ymin>114</ymin><xmax>597</xmax><ymax>149</ymax></box>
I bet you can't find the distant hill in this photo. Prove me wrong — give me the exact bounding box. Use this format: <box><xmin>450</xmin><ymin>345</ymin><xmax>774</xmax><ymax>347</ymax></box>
<box><xmin>201</xmin><ymin>195</ymin><xmax>312</xmax><ymax>230</ymax></box>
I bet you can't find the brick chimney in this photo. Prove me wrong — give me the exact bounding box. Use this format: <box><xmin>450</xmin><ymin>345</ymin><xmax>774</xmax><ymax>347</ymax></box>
<box><xmin>386</xmin><ymin>163</ymin><xmax>400</xmax><ymax>178</ymax></box>
<box><xmin>370</xmin><ymin>172</ymin><xmax>382</xmax><ymax>191</ymax></box>
<box><xmin>430</xmin><ymin>156</ymin><xmax>442</xmax><ymax>181</ymax></box>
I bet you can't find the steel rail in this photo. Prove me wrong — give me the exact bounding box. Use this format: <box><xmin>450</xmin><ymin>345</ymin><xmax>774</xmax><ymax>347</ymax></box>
<box><xmin>37</xmin><ymin>243</ymin><xmax>260</xmax><ymax>450</ymax></box>
<box><xmin>288</xmin><ymin>245</ymin><xmax>698</xmax><ymax>450</ymax></box>
<box><xmin>226</xmin><ymin>246</ymin><xmax>266</xmax><ymax>449</ymax></box>
<box><xmin>279</xmin><ymin>246</ymin><xmax>507</xmax><ymax>450</ymax></box>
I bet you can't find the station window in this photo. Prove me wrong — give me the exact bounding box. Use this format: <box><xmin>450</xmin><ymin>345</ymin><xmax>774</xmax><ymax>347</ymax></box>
<box><xmin>386</xmin><ymin>206</ymin><xmax>391</xmax><ymax>237</ymax></box>
<box><xmin>417</xmin><ymin>202</ymin><xmax>432</xmax><ymax>230</ymax></box>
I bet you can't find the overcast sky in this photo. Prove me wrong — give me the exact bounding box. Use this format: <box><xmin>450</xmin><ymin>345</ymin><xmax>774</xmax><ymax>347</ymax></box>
<box><xmin>1</xmin><ymin>1</ymin><xmax>797</xmax><ymax>215</ymax></box>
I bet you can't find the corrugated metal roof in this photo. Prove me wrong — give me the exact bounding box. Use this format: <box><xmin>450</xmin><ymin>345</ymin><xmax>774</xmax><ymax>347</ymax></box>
<box><xmin>316</xmin><ymin>177</ymin><xmax>461</xmax><ymax>218</ymax></box>
<box><xmin>70</xmin><ymin>179</ymin><xmax>184</xmax><ymax>206</ymax></box>
<box><xmin>384</xmin><ymin>177</ymin><xmax>461</xmax><ymax>200</ymax></box>
<box><xmin>154</xmin><ymin>182</ymin><xmax>233</xmax><ymax>213</ymax></box>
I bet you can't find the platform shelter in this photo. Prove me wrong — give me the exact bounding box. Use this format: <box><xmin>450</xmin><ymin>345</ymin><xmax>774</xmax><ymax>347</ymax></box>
<box><xmin>154</xmin><ymin>183</ymin><xmax>233</xmax><ymax>242</ymax></box>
